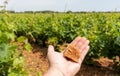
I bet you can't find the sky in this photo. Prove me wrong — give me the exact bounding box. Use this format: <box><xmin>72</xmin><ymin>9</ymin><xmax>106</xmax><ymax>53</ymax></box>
<box><xmin>0</xmin><ymin>0</ymin><xmax>120</xmax><ymax>12</ymax></box>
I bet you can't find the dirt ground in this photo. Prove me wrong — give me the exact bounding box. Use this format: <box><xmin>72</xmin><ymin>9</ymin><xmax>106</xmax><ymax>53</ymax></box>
<box><xmin>22</xmin><ymin>44</ymin><xmax>119</xmax><ymax>76</ymax></box>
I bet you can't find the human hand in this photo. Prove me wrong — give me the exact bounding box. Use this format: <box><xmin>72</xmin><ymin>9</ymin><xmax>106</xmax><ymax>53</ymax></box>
<box><xmin>44</xmin><ymin>37</ymin><xmax>90</xmax><ymax>76</ymax></box>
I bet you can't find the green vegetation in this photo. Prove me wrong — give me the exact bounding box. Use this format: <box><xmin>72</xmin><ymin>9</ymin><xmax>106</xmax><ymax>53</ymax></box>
<box><xmin>0</xmin><ymin>12</ymin><xmax>120</xmax><ymax>75</ymax></box>
<box><xmin>0</xmin><ymin>13</ymin><xmax>29</xmax><ymax>76</ymax></box>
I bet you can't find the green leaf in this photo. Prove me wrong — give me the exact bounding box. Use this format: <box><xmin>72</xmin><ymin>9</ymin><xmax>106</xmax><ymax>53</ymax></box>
<box><xmin>17</xmin><ymin>36</ymin><xmax>28</xmax><ymax>43</ymax></box>
<box><xmin>37</xmin><ymin>72</ymin><xmax>42</xmax><ymax>76</ymax></box>
<box><xmin>115</xmin><ymin>35</ymin><xmax>120</xmax><ymax>46</ymax></box>
<box><xmin>8</xmin><ymin>73</ymin><xmax>17</xmax><ymax>76</ymax></box>
<box><xmin>13</xmin><ymin>57</ymin><xmax>25</xmax><ymax>68</ymax></box>
<box><xmin>0</xmin><ymin>43</ymin><xmax>12</xmax><ymax>63</ymax></box>
<box><xmin>5</xmin><ymin>32</ymin><xmax>16</xmax><ymax>41</ymax></box>
<box><xmin>24</xmin><ymin>43</ymin><xmax>32</xmax><ymax>52</ymax></box>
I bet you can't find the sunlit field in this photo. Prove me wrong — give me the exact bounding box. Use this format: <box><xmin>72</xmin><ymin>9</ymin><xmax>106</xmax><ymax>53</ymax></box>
<box><xmin>0</xmin><ymin>12</ymin><xmax>120</xmax><ymax>75</ymax></box>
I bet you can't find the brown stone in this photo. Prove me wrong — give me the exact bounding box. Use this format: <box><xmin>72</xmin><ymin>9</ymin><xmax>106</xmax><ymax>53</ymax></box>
<box><xmin>63</xmin><ymin>44</ymin><xmax>80</xmax><ymax>63</ymax></box>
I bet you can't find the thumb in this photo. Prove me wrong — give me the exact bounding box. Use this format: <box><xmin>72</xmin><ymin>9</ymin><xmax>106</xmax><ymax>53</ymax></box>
<box><xmin>47</xmin><ymin>45</ymin><xmax>55</xmax><ymax>59</ymax></box>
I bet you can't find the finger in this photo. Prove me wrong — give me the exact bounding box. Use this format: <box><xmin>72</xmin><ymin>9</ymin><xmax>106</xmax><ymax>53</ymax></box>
<box><xmin>47</xmin><ymin>45</ymin><xmax>55</xmax><ymax>59</ymax></box>
<box><xmin>75</xmin><ymin>37</ymin><xmax>87</xmax><ymax>49</ymax></box>
<box><xmin>79</xmin><ymin>40</ymin><xmax>89</xmax><ymax>51</ymax></box>
<box><xmin>71</xmin><ymin>36</ymin><xmax>81</xmax><ymax>46</ymax></box>
<box><xmin>79</xmin><ymin>46</ymin><xmax>90</xmax><ymax>64</ymax></box>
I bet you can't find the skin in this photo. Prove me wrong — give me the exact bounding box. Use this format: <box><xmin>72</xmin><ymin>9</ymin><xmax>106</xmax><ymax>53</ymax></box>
<box><xmin>43</xmin><ymin>37</ymin><xmax>90</xmax><ymax>76</ymax></box>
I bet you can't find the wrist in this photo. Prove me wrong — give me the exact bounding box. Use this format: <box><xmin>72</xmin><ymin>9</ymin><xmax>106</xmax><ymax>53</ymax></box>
<box><xmin>50</xmin><ymin>67</ymin><xmax>65</xmax><ymax>76</ymax></box>
<box><xmin>49</xmin><ymin>66</ymin><xmax>75</xmax><ymax>76</ymax></box>
<box><xmin>43</xmin><ymin>67</ymin><xmax>65</xmax><ymax>76</ymax></box>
